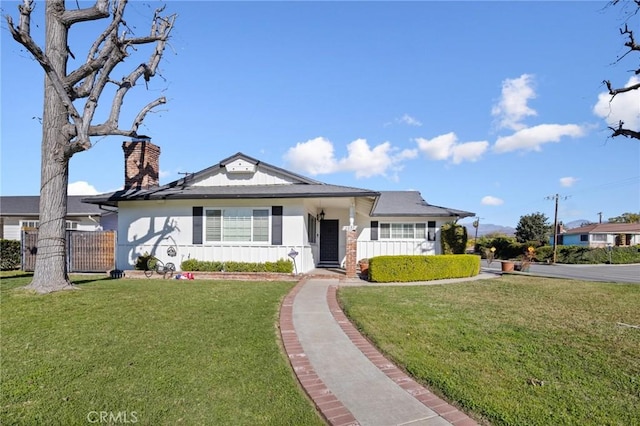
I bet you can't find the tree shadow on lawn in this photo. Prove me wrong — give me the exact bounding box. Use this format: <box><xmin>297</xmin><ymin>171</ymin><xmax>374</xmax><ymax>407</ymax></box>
<box><xmin>1</xmin><ymin>271</ymin><xmax>115</xmax><ymax>292</ymax></box>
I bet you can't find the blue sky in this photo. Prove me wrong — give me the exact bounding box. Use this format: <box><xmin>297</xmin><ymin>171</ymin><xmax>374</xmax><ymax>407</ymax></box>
<box><xmin>1</xmin><ymin>1</ymin><xmax>639</xmax><ymax>227</ymax></box>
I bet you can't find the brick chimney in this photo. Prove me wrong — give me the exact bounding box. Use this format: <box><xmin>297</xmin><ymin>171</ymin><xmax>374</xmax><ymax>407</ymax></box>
<box><xmin>122</xmin><ymin>137</ymin><xmax>160</xmax><ymax>190</ymax></box>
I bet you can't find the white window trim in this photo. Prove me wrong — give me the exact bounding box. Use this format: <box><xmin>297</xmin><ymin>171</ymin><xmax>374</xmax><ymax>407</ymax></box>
<box><xmin>203</xmin><ymin>207</ymin><xmax>271</xmax><ymax>244</ymax></box>
<box><xmin>379</xmin><ymin>221</ymin><xmax>436</xmax><ymax>241</ymax></box>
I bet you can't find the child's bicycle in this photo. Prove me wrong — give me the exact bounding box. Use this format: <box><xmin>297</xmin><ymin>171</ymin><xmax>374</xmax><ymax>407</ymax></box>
<box><xmin>144</xmin><ymin>256</ymin><xmax>176</xmax><ymax>279</ymax></box>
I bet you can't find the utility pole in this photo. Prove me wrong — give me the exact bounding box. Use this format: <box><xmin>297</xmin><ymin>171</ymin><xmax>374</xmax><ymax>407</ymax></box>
<box><xmin>472</xmin><ymin>217</ymin><xmax>483</xmax><ymax>253</ymax></box>
<box><xmin>597</xmin><ymin>212</ymin><xmax>603</xmax><ymax>224</ymax></box>
<box><xmin>546</xmin><ymin>193</ymin><xmax>569</xmax><ymax>264</ymax></box>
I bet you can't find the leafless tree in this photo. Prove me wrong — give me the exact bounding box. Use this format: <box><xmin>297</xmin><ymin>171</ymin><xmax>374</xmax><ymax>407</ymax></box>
<box><xmin>6</xmin><ymin>0</ymin><xmax>176</xmax><ymax>293</ymax></box>
<box><xmin>604</xmin><ymin>0</ymin><xmax>640</xmax><ymax>140</ymax></box>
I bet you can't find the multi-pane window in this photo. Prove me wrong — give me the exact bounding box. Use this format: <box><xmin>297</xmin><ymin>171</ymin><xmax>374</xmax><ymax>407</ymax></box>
<box><xmin>205</xmin><ymin>208</ymin><xmax>269</xmax><ymax>243</ymax></box>
<box><xmin>592</xmin><ymin>234</ymin><xmax>607</xmax><ymax>242</ymax></box>
<box><xmin>20</xmin><ymin>220</ymin><xmax>78</xmax><ymax>230</ymax></box>
<box><xmin>379</xmin><ymin>222</ymin><xmax>436</xmax><ymax>240</ymax></box>
<box><xmin>580</xmin><ymin>234</ymin><xmax>589</xmax><ymax>242</ymax></box>
<box><xmin>307</xmin><ymin>213</ymin><xmax>317</xmax><ymax>244</ymax></box>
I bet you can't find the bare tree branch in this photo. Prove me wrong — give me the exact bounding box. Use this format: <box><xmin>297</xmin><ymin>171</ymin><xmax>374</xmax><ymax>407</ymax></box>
<box><xmin>609</xmin><ymin>121</ymin><xmax>640</xmax><ymax>139</ymax></box>
<box><xmin>60</xmin><ymin>0</ymin><xmax>109</xmax><ymax>25</ymax></box>
<box><xmin>604</xmin><ymin>79</ymin><xmax>640</xmax><ymax>96</ymax></box>
<box><xmin>6</xmin><ymin>0</ymin><xmax>84</xmax><ymax>139</ymax></box>
<box><xmin>604</xmin><ymin>1</ymin><xmax>640</xmax><ymax>140</ymax></box>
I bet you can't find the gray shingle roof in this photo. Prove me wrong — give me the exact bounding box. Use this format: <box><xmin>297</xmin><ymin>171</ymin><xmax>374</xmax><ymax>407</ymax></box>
<box><xmin>80</xmin><ymin>153</ymin><xmax>473</xmax><ymax>218</ymax></box>
<box><xmin>0</xmin><ymin>196</ymin><xmax>108</xmax><ymax>216</ymax></box>
<box><xmin>83</xmin><ymin>183</ymin><xmax>379</xmax><ymax>206</ymax></box>
<box><xmin>371</xmin><ymin>191</ymin><xmax>474</xmax><ymax>218</ymax></box>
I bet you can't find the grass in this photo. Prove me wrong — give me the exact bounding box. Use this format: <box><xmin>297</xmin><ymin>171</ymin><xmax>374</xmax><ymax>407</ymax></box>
<box><xmin>0</xmin><ymin>272</ymin><xmax>323</xmax><ymax>426</ymax></box>
<box><xmin>339</xmin><ymin>276</ymin><xmax>640</xmax><ymax>426</ymax></box>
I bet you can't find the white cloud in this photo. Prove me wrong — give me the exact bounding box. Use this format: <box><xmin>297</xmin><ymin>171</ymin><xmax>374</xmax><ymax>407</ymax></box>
<box><xmin>494</xmin><ymin>124</ymin><xmax>585</xmax><ymax>153</ymax></box>
<box><xmin>593</xmin><ymin>76</ymin><xmax>640</xmax><ymax>131</ymax></box>
<box><xmin>451</xmin><ymin>141</ymin><xmax>490</xmax><ymax>164</ymax></box>
<box><xmin>284</xmin><ymin>137</ymin><xmax>417</xmax><ymax>178</ymax></box>
<box><xmin>492</xmin><ymin>74</ymin><xmax>537</xmax><ymax>130</ymax></box>
<box><xmin>415</xmin><ymin>133</ymin><xmax>456</xmax><ymax>161</ymax></box>
<box><xmin>283</xmin><ymin>137</ymin><xmax>338</xmax><ymax>175</ymax></box>
<box><xmin>559</xmin><ymin>176</ymin><xmax>578</xmax><ymax>187</ymax></box>
<box><xmin>481</xmin><ymin>196</ymin><xmax>504</xmax><ymax>206</ymax></box>
<box><xmin>397</xmin><ymin>114</ymin><xmax>422</xmax><ymax>127</ymax></box>
<box><xmin>415</xmin><ymin>132</ymin><xmax>489</xmax><ymax>164</ymax></box>
<box><xmin>68</xmin><ymin>181</ymin><xmax>99</xmax><ymax>195</ymax></box>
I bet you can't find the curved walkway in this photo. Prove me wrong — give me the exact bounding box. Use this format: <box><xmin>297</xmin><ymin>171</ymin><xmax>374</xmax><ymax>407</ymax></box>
<box><xmin>280</xmin><ymin>275</ymin><xmax>491</xmax><ymax>426</ymax></box>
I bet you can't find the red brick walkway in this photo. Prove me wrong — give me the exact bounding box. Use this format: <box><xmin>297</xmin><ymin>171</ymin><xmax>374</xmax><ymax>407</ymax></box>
<box><xmin>279</xmin><ymin>279</ymin><xmax>360</xmax><ymax>426</ymax></box>
<box><xmin>280</xmin><ymin>278</ymin><xmax>478</xmax><ymax>426</ymax></box>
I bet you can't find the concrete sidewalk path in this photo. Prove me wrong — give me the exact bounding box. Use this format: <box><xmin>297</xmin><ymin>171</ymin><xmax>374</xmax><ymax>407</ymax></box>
<box><xmin>280</xmin><ymin>278</ymin><xmax>478</xmax><ymax>426</ymax></box>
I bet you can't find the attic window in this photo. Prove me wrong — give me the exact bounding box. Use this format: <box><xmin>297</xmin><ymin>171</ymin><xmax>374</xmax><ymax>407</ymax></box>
<box><xmin>225</xmin><ymin>159</ymin><xmax>256</xmax><ymax>174</ymax></box>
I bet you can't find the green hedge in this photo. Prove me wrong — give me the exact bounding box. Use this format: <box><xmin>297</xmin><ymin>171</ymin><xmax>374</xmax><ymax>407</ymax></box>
<box><xmin>1</xmin><ymin>240</ymin><xmax>21</xmax><ymax>270</ymax></box>
<box><xmin>368</xmin><ymin>254</ymin><xmax>480</xmax><ymax>283</ymax></box>
<box><xmin>477</xmin><ymin>238</ymin><xmax>640</xmax><ymax>264</ymax></box>
<box><xmin>535</xmin><ymin>245</ymin><xmax>640</xmax><ymax>264</ymax></box>
<box><xmin>180</xmin><ymin>258</ymin><xmax>294</xmax><ymax>273</ymax></box>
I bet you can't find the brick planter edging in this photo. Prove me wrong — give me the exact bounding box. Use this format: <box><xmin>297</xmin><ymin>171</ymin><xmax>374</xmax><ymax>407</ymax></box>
<box><xmin>327</xmin><ymin>286</ymin><xmax>479</xmax><ymax>426</ymax></box>
<box><xmin>279</xmin><ymin>278</ymin><xmax>360</xmax><ymax>426</ymax></box>
<box><xmin>123</xmin><ymin>270</ymin><xmax>298</xmax><ymax>281</ymax></box>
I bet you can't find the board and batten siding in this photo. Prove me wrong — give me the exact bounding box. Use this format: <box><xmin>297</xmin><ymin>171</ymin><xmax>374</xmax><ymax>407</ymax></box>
<box><xmin>191</xmin><ymin>168</ymin><xmax>298</xmax><ymax>187</ymax></box>
<box><xmin>116</xmin><ymin>199</ymin><xmax>314</xmax><ymax>271</ymax></box>
<box><xmin>355</xmin><ymin>217</ymin><xmax>445</xmax><ymax>259</ymax></box>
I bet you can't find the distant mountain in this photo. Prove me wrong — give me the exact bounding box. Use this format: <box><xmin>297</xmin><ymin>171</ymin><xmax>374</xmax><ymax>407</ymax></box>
<box><xmin>563</xmin><ymin>219</ymin><xmax>593</xmax><ymax>229</ymax></box>
<box><xmin>462</xmin><ymin>223</ymin><xmax>516</xmax><ymax>238</ymax></box>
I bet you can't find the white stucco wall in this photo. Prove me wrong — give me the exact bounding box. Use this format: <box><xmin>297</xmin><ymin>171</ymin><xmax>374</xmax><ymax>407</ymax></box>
<box><xmin>116</xmin><ymin>199</ymin><xmax>317</xmax><ymax>272</ymax></box>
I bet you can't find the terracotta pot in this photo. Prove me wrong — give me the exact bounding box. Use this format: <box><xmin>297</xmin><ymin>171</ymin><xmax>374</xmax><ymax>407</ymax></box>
<box><xmin>501</xmin><ymin>261</ymin><xmax>515</xmax><ymax>273</ymax></box>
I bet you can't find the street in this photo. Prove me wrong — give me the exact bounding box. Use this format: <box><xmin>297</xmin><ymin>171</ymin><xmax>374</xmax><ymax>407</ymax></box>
<box><xmin>482</xmin><ymin>260</ymin><xmax>640</xmax><ymax>284</ymax></box>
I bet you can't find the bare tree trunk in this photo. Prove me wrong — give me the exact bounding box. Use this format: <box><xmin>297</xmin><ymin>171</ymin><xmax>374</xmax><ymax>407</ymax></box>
<box><xmin>7</xmin><ymin>1</ymin><xmax>175</xmax><ymax>293</ymax></box>
<box><xmin>25</xmin><ymin>1</ymin><xmax>75</xmax><ymax>293</ymax></box>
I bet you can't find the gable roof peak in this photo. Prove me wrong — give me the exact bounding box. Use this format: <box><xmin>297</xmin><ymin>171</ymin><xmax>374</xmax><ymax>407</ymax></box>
<box><xmin>219</xmin><ymin>152</ymin><xmax>260</xmax><ymax>166</ymax></box>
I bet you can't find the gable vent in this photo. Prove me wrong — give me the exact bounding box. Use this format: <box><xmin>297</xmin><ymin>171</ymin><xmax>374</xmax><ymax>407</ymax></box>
<box><xmin>225</xmin><ymin>159</ymin><xmax>256</xmax><ymax>174</ymax></box>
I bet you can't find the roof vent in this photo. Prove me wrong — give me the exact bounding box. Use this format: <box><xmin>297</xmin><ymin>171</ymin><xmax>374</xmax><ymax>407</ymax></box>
<box><xmin>225</xmin><ymin>159</ymin><xmax>256</xmax><ymax>174</ymax></box>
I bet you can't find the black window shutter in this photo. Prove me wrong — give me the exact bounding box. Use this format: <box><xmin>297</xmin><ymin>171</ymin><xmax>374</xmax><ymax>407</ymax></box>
<box><xmin>192</xmin><ymin>207</ymin><xmax>203</xmax><ymax>244</ymax></box>
<box><xmin>272</xmin><ymin>206</ymin><xmax>283</xmax><ymax>245</ymax></box>
<box><xmin>371</xmin><ymin>221</ymin><xmax>379</xmax><ymax>241</ymax></box>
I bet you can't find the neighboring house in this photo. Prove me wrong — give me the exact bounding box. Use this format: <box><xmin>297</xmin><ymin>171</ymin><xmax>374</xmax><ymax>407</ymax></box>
<box><xmin>0</xmin><ymin>195</ymin><xmax>117</xmax><ymax>241</ymax></box>
<box><xmin>555</xmin><ymin>223</ymin><xmax>640</xmax><ymax>248</ymax></box>
<box><xmin>84</xmin><ymin>139</ymin><xmax>474</xmax><ymax>276</ymax></box>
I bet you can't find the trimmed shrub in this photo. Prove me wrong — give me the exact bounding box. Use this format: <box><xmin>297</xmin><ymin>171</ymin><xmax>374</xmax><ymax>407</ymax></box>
<box><xmin>368</xmin><ymin>254</ymin><xmax>480</xmax><ymax>283</ymax></box>
<box><xmin>179</xmin><ymin>258</ymin><xmax>293</xmax><ymax>273</ymax></box>
<box><xmin>440</xmin><ymin>223</ymin><xmax>468</xmax><ymax>254</ymax></box>
<box><xmin>528</xmin><ymin>245</ymin><xmax>640</xmax><ymax>264</ymax></box>
<box><xmin>134</xmin><ymin>252</ymin><xmax>153</xmax><ymax>270</ymax></box>
<box><xmin>1</xmin><ymin>240</ymin><xmax>21</xmax><ymax>270</ymax></box>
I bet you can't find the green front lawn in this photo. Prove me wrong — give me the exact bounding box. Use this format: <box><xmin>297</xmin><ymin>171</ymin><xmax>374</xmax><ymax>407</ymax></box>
<box><xmin>1</xmin><ymin>273</ymin><xmax>322</xmax><ymax>425</ymax></box>
<box><xmin>339</xmin><ymin>276</ymin><xmax>640</xmax><ymax>425</ymax></box>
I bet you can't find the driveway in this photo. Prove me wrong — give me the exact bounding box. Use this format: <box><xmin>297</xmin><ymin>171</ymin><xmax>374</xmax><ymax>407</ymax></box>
<box><xmin>482</xmin><ymin>260</ymin><xmax>640</xmax><ymax>284</ymax></box>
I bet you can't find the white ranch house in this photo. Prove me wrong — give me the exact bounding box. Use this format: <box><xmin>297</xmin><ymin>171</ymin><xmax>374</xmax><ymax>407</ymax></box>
<box><xmin>84</xmin><ymin>140</ymin><xmax>474</xmax><ymax>277</ymax></box>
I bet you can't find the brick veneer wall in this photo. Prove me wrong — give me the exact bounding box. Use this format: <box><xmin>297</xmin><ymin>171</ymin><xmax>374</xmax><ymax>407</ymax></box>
<box><xmin>122</xmin><ymin>140</ymin><xmax>160</xmax><ymax>190</ymax></box>
<box><xmin>345</xmin><ymin>228</ymin><xmax>357</xmax><ymax>278</ymax></box>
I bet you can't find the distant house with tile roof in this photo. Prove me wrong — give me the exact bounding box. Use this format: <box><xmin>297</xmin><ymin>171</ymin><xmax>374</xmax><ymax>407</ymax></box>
<box><xmin>0</xmin><ymin>195</ymin><xmax>117</xmax><ymax>241</ymax></box>
<box><xmin>556</xmin><ymin>222</ymin><xmax>640</xmax><ymax>247</ymax></box>
<box><xmin>82</xmin><ymin>139</ymin><xmax>474</xmax><ymax>276</ymax></box>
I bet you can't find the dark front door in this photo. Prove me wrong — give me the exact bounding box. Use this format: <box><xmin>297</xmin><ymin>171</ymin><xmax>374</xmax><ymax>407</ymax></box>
<box><xmin>319</xmin><ymin>220</ymin><xmax>340</xmax><ymax>267</ymax></box>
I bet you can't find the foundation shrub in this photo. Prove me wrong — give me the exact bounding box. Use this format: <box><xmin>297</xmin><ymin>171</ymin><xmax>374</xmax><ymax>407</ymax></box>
<box><xmin>368</xmin><ymin>254</ymin><xmax>480</xmax><ymax>283</ymax></box>
<box><xmin>180</xmin><ymin>258</ymin><xmax>293</xmax><ymax>273</ymax></box>
<box><xmin>0</xmin><ymin>240</ymin><xmax>21</xmax><ymax>270</ymax></box>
